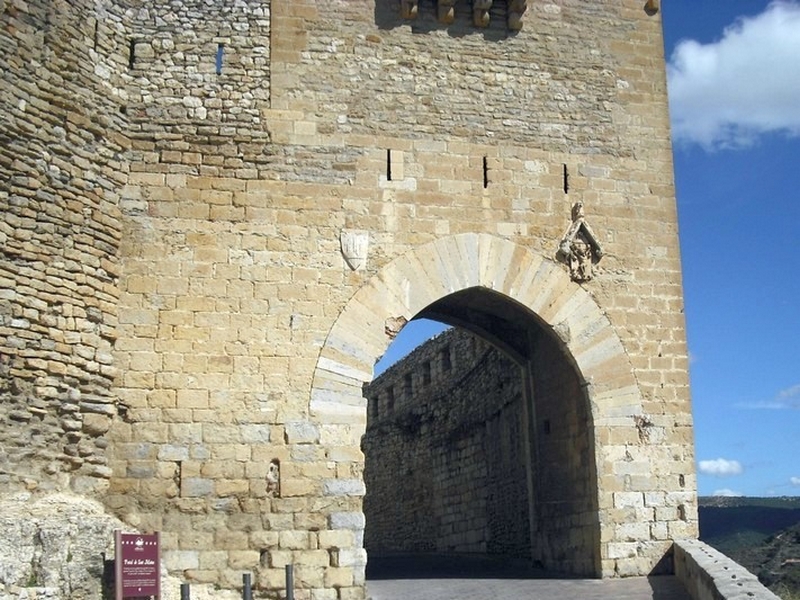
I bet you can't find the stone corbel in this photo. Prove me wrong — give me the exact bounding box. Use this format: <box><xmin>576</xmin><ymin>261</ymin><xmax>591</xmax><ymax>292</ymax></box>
<box><xmin>508</xmin><ymin>0</ymin><xmax>527</xmax><ymax>30</ymax></box>
<box><xmin>401</xmin><ymin>0</ymin><xmax>419</xmax><ymax>19</ymax></box>
<box><xmin>556</xmin><ymin>201</ymin><xmax>604</xmax><ymax>283</ymax></box>
<box><xmin>438</xmin><ymin>0</ymin><xmax>455</xmax><ymax>24</ymax></box>
<box><xmin>473</xmin><ymin>0</ymin><xmax>492</xmax><ymax>27</ymax></box>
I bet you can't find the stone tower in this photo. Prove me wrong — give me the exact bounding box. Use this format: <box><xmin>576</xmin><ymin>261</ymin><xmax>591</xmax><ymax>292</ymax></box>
<box><xmin>1</xmin><ymin>0</ymin><xmax>697</xmax><ymax>597</ymax></box>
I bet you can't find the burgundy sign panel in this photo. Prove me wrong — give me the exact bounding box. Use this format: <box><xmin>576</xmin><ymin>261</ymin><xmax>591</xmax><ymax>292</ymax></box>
<box><xmin>115</xmin><ymin>531</ymin><xmax>160</xmax><ymax>599</ymax></box>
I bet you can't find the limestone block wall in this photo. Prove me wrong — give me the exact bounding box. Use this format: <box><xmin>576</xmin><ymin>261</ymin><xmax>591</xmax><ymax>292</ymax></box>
<box><xmin>528</xmin><ymin>326</ymin><xmax>598</xmax><ymax>574</ymax></box>
<box><xmin>363</xmin><ymin>328</ymin><xmax>530</xmax><ymax>559</ymax></box>
<box><xmin>121</xmin><ymin>0</ymin><xmax>275</xmax><ymax>193</ymax></box>
<box><xmin>125</xmin><ymin>1</ymin><xmax>271</xmax><ymax>128</ymax></box>
<box><xmin>1</xmin><ymin>0</ymin><xmax>699</xmax><ymax>596</ymax></box>
<box><xmin>0</xmin><ymin>0</ymin><xmax>129</xmax><ymax>493</ymax></box>
<box><xmin>280</xmin><ymin>1</ymin><xmax>624</xmax><ymax>153</ymax></box>
<box><xmin>363</xmin><ymin>323</ymin><xmax>602</xmax><ymax>576</ymax></box>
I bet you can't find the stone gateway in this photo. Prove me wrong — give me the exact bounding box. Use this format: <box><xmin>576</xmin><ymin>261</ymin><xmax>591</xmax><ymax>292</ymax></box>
<box><xmin>1</xmin><ymin>0</ymin><xmax>697</xmax><ymax>597</ymax></box>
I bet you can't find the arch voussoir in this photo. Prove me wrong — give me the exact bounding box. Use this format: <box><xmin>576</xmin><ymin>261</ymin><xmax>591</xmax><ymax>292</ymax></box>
<box><xmin>311</xmin><ymin>234</ymin><xmax>648</xmax><ymax>577</ymax></box>
<box><xmin>316</xmin><ymin>235</ymin><xmax>642</xmax><ymax>408</ymax></box>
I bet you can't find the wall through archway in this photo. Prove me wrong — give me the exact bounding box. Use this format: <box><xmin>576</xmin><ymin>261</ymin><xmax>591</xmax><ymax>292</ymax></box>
<box><xmin>310</xmin><ymin>233</ymin><xmax>649</xmax><ymax>577</ymax></box>
<box><xmin>361</xmin><ymin>311</ymin><xmax>599</xmax><ymax>575</ymax></box>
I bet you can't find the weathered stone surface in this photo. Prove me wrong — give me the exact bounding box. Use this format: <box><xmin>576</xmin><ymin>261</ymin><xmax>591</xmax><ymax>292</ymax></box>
<box><xmin>1</xmin><ymin>0</ymin><xmax>696</xmax><ymax>596</ymax></box>
<box><xmin>0</xmin><ymin>493</ymin><xmax>240</xmax><ymax>600</ymax></box>
<box><xmin>674</xmin><ymin>539</ymin><xmax>781</xmax><ymax>600</ymax></box>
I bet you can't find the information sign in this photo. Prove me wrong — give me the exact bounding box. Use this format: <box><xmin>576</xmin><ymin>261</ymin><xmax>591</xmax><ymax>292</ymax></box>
<box><xmin>115</xmin><ymin>530</ymin><xmax>160</xmax><ymax>599</ymax></box>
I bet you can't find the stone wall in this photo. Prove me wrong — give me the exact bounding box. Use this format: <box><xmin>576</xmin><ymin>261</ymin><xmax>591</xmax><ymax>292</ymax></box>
<box><xmin>674</xmin><ymin>540</ymin><xmax>782</xmax><ymax>600</ymax></box>
<box><xmin>363</xmin><ymin>328</ymin><xmax>530</xmax><ymax>559</ymax></box>
<box><xmin>529</xmin><ymin>325</ymin><xmax>599</xmax><ymax>574</ymax></box>
<box><xmin>363</xmin><ymin>321</ymin><xmax>602</xmax><ymax>575</ymax></box>
<box><xmin>0</xmin><ymin>0</ymin><xmax>129</xmax><ymax>493</ymax></box>
<box><xmin>1</xmin><ymin>0</ymin><xmax>698</xmax><ymax>597</ymax></box>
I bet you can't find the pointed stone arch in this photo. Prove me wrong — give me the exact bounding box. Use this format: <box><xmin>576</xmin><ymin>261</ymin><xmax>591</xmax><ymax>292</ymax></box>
<box><xmin>310</xmin><ymin>233</ymin><xmax>647</xmax><ymax>577</ymax></box>
<box><xmin>312</xmin><ymin>233</ymin><xmax>641</xmax><ymax>424</ymax></box>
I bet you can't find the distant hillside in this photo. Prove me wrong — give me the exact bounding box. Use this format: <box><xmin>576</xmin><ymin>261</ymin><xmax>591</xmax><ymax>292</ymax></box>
<box><xmin>699</xmin><ymin>497</ymin><xmax>800</xmax><ymax>598</ymax></box>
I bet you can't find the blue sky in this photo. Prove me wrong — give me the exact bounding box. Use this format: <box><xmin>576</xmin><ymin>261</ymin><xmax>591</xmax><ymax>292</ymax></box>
<box><xmin>663</xmin><ymin>1</ymin><xmax>800</xmax><ymax>497</ymax></box>
<box><xmin>375</xmin><ymin>1</ymin><xmax>800</xmax><ymax>498</ymax></box>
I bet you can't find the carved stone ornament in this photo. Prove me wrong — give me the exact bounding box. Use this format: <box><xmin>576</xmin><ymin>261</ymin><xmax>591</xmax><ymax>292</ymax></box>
<box><xmin>385</xmin><ymin>315</ymin><xmax>408</xmax><ymax>340</ymax></box>
<box><xmin>340</xmin><ymin>229</ymin><xmax>370</xmax><ymax>271</ymax></box>
<box><xmin>557</xmin><ymin>201</ymin><xmax>604</xmax><ymax>282</ymax></box>
<box><xmin>266</xmin><ymin>459</ymin><xmax>280</xmax><ymax>497</ymax></box>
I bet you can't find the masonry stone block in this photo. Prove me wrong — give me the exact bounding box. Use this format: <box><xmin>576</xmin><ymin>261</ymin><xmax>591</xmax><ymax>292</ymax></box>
<box><xmin>158</xmin><ymin>444</ymin><xmax>190</xmax><ymax>462</ymax></box>
<box><xmin>322</xmin><ymin>479</ymin><xmax>365</xmax><ymax>497</ymax></box>
<box><xmin>285</xmin><ymin>421</ymin><xmax>320</xmax><ymax>444</ymax></box>
<box><xmin>279</xmin><ymin>531</ymin><xmax>313</xmax><ymax>551</ymax></box>
<box><xmin>239</xmin><ymin>424</ymin><xmax>271</xmax><ymax>444</ymax></box>
<box><xmin>329</xmin><ymin>513</ymin><xmax>365</xmax><ymax>532</ymax></box>
<box><xmin>164</xmin><ymin>550</ymin><xmax>200</xmax><ymax>571</ymax></box>
<box><xmin>324</xmin><ymin>567</ymin><xmax>354</xmax><ymax>589</ymax></box>
<box><xmin>181</xmin><ymin>478</ymin><xmax>214</xmax><ymax>498</ymax></box>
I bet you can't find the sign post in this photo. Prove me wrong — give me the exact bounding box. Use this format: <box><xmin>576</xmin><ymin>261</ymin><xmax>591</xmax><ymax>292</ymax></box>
<box><xmin>114</xmin><ymin>530</ymin><xmax>161</xmax><ymax>600</ymax></box>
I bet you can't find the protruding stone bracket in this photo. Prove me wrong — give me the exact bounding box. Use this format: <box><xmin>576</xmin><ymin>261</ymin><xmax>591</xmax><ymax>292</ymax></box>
<box><xmin>438</xmin><ymin>0</ymin><xmax>456</xmax><ymax>24</ymax></box>
<box><xmin>398</xmin><ymin>0</ymin><xmax>527</xmax><ymax>30</ymax></box>
<box><xmin>508</xmin><ymin>0</ymin><xmax>528</xmax><ymax>30</ymax></box>
<box><xmin>400</xmin><ymin>0</ymin><xmax>419</xmax><ymax>19</ymax></box>
<box><xmin>473</xmin><ymin>0</ymin><xmax>492</xmax><ymax>27</ymax></box>
<box><xmin>557</xmin><ymin>201</ymin><xmax>604</xmax><ymax>282</ymax></box>
<box><xmin>384</xmin><ymin>316</ymin><xmax>408</xmax><ymax>340</ymax></box>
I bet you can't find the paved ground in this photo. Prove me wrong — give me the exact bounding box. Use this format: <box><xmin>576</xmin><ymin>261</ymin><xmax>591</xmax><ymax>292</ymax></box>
<box><xmin>365</xmin><ymin>555</ymin><xmax>692</xmax><ymax>600</ymax></box>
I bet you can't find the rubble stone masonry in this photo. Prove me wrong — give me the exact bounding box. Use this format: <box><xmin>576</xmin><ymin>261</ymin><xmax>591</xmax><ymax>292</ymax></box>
<box><xmin>1</xmin><ymin>0</ymin><xmax>697</xmax><ymax>597</ymax></box>
<box><xmin>364</xmin><ymin>328</ymin><xmax>533</xmax><ymax>560</ymax></box>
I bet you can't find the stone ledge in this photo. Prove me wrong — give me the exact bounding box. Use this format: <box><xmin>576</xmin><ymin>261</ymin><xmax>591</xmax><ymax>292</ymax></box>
<box><xmin>674</xmin><ymin>539</ymin><xmax>781</xmax><ymax>600</ymax></box>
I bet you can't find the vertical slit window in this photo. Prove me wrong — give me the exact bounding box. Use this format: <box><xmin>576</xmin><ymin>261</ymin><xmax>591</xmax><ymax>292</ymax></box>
<box><xmin>483</xmin><ymin>156</ymin><xmax>489</xmax><ymax>188</ymax></box>
<box><xmin>371</xmin><ymin>397</ymin><xmax>379</xmax><ymax>421</ymax></box>
<box><xmin>128</xmin><ymin>39</ymin><xmax>136</xmax><ymax>70</ymax></box>
<box><xmin>386</xmin><ymin>149</ymin><xmax>392</xmax><ymax>181</ymax></box>
<box><xmin>216</xmin><ymin>43</ymin><xmax>224</xmax><ymax>75</ymax></box>
<box><xmin>563</xmin><ymin>164</ymin><xmax>569</xmax><ymax>194</ymax></box>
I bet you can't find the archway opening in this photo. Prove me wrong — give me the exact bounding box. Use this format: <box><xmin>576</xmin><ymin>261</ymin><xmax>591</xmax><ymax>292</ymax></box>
<box><xmin>361</xmin><ymin>288</ymin><xmax>600</xmax><ymax>579</ymax></box>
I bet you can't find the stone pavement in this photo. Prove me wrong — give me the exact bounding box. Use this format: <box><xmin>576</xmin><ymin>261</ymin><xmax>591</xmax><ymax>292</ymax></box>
<box><xmin>365</xmin><ymin>555</ymin><xmax>692</xmax><ymax>600</ymax></box>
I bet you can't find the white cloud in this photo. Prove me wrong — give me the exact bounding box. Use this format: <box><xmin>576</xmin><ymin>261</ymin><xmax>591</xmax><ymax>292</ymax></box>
<box><xmin>699</xmin><ymin>458</ymin><xmax>743</xmax><ymax>477</ymax></box>
<box><xmin>737</xmin><ymin>383</ymin><xmax>800</xmax><ymax>410</ymax></box>
<box><xmin>791</xmin><ymin>477</ymin><xmax>800</xmax><ymax>486</ymax></box>
<box><xmin>713</xmin><ymin>488</ymin><xmax>743</xmax><ymax>497</ymax></box>
<box><xmin>777</xmin><ymin>384</ymin><xmax>800</xmax><ymax>407</ymax></box>
<box><xmin>667</xmin><ymin>1</ymin><xmax>800</xmax><ymax>149</ymax></box>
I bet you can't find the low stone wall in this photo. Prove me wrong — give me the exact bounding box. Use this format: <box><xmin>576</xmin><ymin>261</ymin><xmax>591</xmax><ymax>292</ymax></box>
<box><xmin>674</xmin><ymin>539</ymin><xmax>781</xmax><ymax>600</ymax></box>
<box><xmin>363</xmin><ymin>328</ymin><xmax>530</xmax><ymax>559</ymax></box>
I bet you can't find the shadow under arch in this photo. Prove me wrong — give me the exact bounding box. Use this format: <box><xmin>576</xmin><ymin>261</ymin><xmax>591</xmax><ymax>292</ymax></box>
<box><xmin>310</xmin><ymin>233</ymin><xmax>646</xmax><ymax>577</ymax></box>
